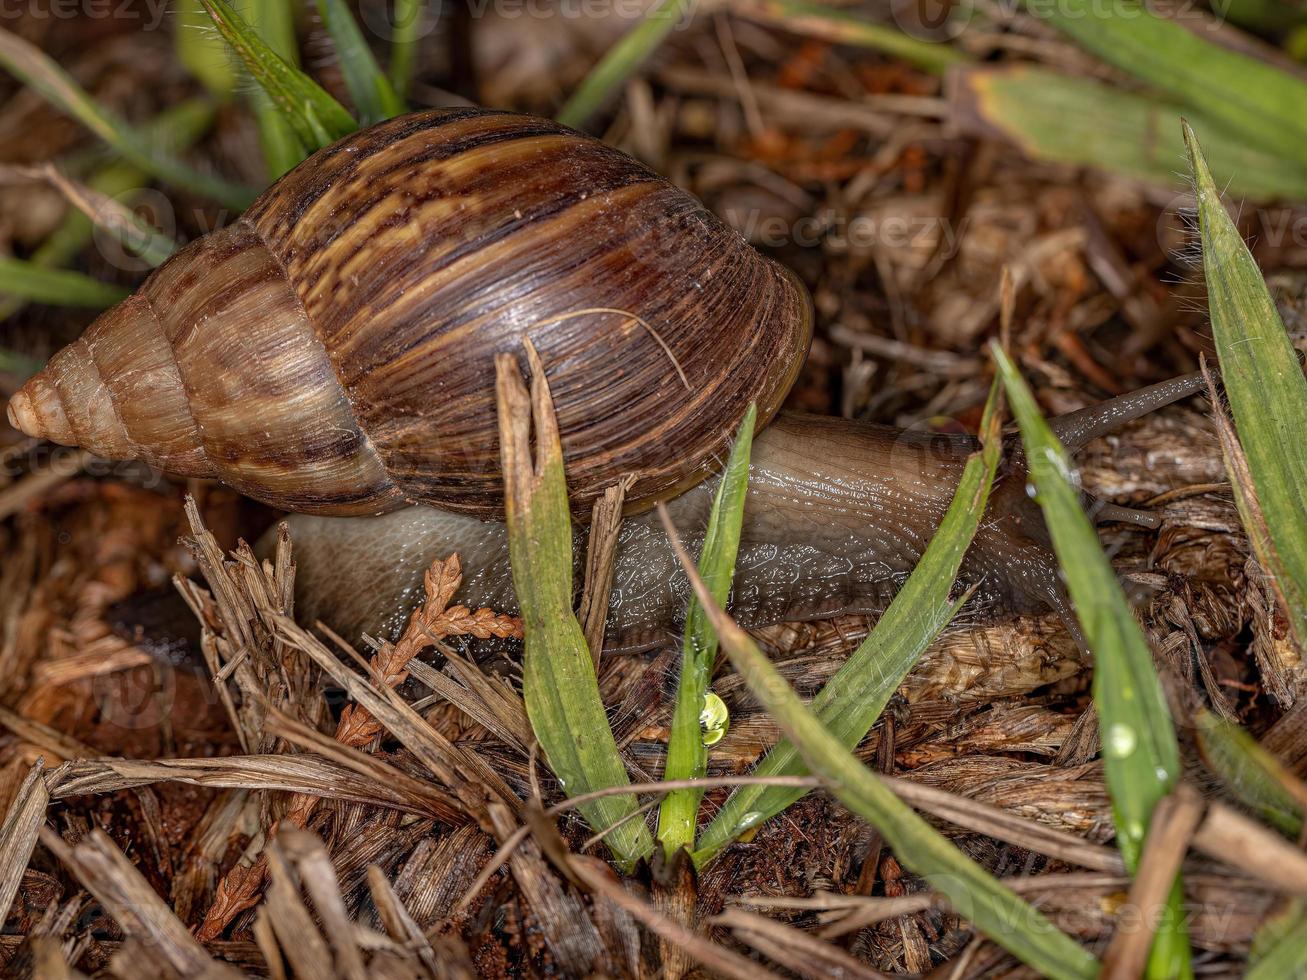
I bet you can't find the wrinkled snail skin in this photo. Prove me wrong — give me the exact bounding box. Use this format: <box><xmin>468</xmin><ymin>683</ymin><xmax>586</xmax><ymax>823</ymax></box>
<box><xmin>5</xmin><ymin>107</ymin><xmax>810</xmax><ymax>517</ymax></box>
<box><xmin>282</xmin><ymin>374</ymin><xmax>1206</xmax><ymax>650</ymax></box>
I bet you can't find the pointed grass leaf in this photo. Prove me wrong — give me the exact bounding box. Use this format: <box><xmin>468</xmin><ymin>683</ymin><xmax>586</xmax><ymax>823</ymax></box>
<box><xmin>1194</xmin><ymin>709</ymin><xmax>1304</xmax><ymax>838</ymax></box>
<box><xmin>1183</xmin><ymin>122</ymin><xmax>1307</xmax><ymax>654</ymax></box>
<box><xmin>497</xmin><ymin>345</ymin><xmax>653</xmax><ymax>870</ymax></box>
<box><xmin>696</xmin><ymin>382</ymin><xmax>1003</xmax><ymax>864</ymax></box>
<box><xmin>241</xmin><ymin>0</ymin><xmax>310</xmax><ymax>181</ymax></box>
<box><xmin>1028</xmin><ymin>0</ymin><xmax>1307</xmax><ymax>168</ymax></box>
<box><xmin>557</xmin><ymin>0</ymin><xmax>695</xmax><ymax>129</ymax></box>
<box><xmin>387</xmin><ymin>0</ymin><xmax>427</xmax><ymax>100</ymax></box>
<box><xmin>0</xmin><ymin>259</ymin><xmax>129</xmax><ymax>308</ymax></box>
<box><xmin>1248</xmin><ymin>904</ymin><xmax>1307</xmax><ymax>980</ymax></box>
<box><xmin>198</xmin><ymin>0</ymin><xmax>357</xmax><ymax>151</ymax></box>
<box><xmin>992</xmin><ymin>345</ymin><xmax>1191</xmax><ymax>978</ymax></box>
<box><xmin>314</xmin><ymin>0</ymin><xmax>405</xmax><ymax>123</ymax></box>
<box><xmin>951</xmin><ymin>66</ymin><xmax>1307</xmax><ymax>202</ymax></box>
<box><xmin>657</xmin><ymin>404</ymin><xmax>755</xmax><ymax>857</ymax></box>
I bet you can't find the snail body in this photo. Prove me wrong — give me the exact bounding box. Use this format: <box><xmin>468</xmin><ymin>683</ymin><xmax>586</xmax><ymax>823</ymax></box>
<box><xmin>7</xmin><ymin>108</ymin><xmax>810</xmax><ymax>516</ymax></box>
<box><xmin>283</xmin><ymin>376</ymin><xmax>1206</xmax><ymax>648</ymax></box>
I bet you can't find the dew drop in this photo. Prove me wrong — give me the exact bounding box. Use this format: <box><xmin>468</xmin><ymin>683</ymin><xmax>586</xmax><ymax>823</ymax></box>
<box><xmin>736</xmin><ymin>811</ymin><xmax>765</xmax><ymax>833</ymax></box>
<box><xmin>699</xmin><ymin>692</ymin><xmax>730</xmax><ymax>747</ymax></box>
<box><xmin>1104</xmin><ymin>723</ymin><xmax>1138</xmax><ymax>759</ymax></box>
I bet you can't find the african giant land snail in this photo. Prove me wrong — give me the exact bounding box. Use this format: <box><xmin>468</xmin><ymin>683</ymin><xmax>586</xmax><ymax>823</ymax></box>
<box><xmin>6</xmin><ymin>107</ymin><xmax>1205</xmax><ymax>647</ymax></box>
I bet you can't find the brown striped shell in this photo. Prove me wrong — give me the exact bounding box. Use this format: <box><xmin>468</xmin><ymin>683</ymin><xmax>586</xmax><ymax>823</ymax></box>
<box><xmin>6</xmin><ymin>108</ymin><xmax>812</xmax><ymax>517</ymax></box>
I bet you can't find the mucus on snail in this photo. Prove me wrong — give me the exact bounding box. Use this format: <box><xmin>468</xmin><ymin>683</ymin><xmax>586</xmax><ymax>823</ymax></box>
<box><xmin>6</xmin><ymin>107</ymin><xmax>1207</xmax><ymax>648</ymax></box>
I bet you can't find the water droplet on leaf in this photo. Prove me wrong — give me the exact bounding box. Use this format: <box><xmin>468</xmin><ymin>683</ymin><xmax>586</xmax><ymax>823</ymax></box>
<box><xmin>699</xmin><ymin>692</ymin><xmax>729</xmax><ymax>747</ymax></box>
<box><xmin>1105</xmin><ymin>723</ymin><xmax>1137</xmax><ymax>759</ymax></box>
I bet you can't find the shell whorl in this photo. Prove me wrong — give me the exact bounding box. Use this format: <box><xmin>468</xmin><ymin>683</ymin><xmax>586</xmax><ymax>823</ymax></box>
<box><xmin>9</xmin><ymin>108</ymin><xmax>812</xmax><ymax>516</ymax></box>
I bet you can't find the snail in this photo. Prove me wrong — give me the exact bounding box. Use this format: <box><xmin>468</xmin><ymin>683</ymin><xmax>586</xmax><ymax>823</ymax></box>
<box><xmin>282</xmin><ymin>373</ymin><xmax>1204</xmax><ymax>649</ymax></box>
<box><xmin>6</xmin><ymin>107</ymin><xmax>1207</xmax><ymax>648</ymax></box>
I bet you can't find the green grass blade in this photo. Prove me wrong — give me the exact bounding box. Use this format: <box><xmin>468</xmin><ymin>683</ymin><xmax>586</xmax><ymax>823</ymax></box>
<box><xmin>951</xmin><ymin>66</ymin><xmax>1307</xmax><ymax>202</ymax></box>
<box><xmin>387</xmin><ymin>0</ymin><xmax>425</xmax><ymax>100</ymax></box>
<box><xmin>1028</xmin><ymin>0</ymin><xmax>1307</xmax><ymax>166</ymax></box>
<box><xmin>696</xmin><ymin>382</ymin><xmax>1003</xmax><ymax>864</ymax></box>
<box><xmin>497</xmin><ymin>346</ymin><xmax>653</xmax><ymax>871</ymax></box>
<box><xmin>79</xmin><ymin>191</ymin><xmax>178</xmax><ymax>270</ymax></box>
<box><xmin>0</xmin><ymin>99</ymin><xmax>215</xmax><ymax>323</ymax></box>
<box><xmin>242</xmin><ymin>0</ymin><xmax>309</xmax><ymax>181</ymax></box>
<box><xmin>1184</xmin><ymin>122</ymin><xmax>1307</xmax><ymax>653</ymax></box>
<box><xmin>1248</xmin><ymin>906</ymin><xmax>1307</xmax><ymax>980</ymax></box>
<box><xmin>198</xmin><ymin>0</ymin><xmax>357</xmax><ymax>151</ymax></box>
<box><xmin>1194</xmin><ymin>709</ymin><xmax>1303</xmax><ymax>837</ymax></box>
<box><xmin>657</xmin><ymin>404</ymin><xmax>756</xmax><ymax>858</ymax></box>
<box><xmin>0</xmin><ymin>27</ymin><xmax>252</xmax><ymax>211</ymax></box>
<box><xmin>314</xmin><ymin>0</ymin><xmax>405</xmax><ymax>123</ymax></box>
<box><xmin>992</xmin><ymin>345</ymin><xmax>1191</xmax><ymax>978</ymax></box>
<box><xmin>0</xmin><ymin>348</ymin><xmax>42</xmax><ymax>375</ymax></box>
<box><xmin>556</xmin><ymin>0</ymin><xmax>694</xmax><ymax>129</ymax></box>
<box><xmin>175</xmin><ymin>0</ymin><xmax>305</xmax><ymax>178</ymax></box>
<box><xmin>669</xmin><ymin>535</ymin><xmax>1099</xmax><ymax>980</ymax></box>
<box><xmin>735</xmin><ymin>0</ymin><xmax>968</xmax><ymax>73</ymax></box>
<box><xmin>176</xmin><ymin>0</ymin><xmax>240</xmax><ymax>96</ymax></box>
<box><xmin>1219</xmin><ymin>0</ymin><xmax>1307</xmax><ymax>32</ymax></box>
<box><xmin>0</xmin><ymin>259</ymin><xmax>129</xmax><ymax>308</ymax></box>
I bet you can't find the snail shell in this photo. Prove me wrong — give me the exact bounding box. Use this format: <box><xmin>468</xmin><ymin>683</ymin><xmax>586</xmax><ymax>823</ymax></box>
<box><xmin>7</xmin><ymin>108</ymin><xmax>812</xmax><ymax>516</ymax></box>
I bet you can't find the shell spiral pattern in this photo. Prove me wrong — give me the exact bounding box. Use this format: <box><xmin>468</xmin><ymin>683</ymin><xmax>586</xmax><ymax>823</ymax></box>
<box><xmin>7</xmin><ymin>108</ymin><xmax>813</xmax><ymax>516</ymax></box>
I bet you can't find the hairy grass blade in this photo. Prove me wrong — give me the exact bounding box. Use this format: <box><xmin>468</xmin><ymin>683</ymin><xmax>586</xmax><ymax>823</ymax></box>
<box><xmin>175</xmin><ymin>0</ymin><xmax>240</xmax><ymax>96</ymax></box>
<box><xmin>0</xmin><ymin>259</ymin><xmax>129</xmax><ymax>308</ymax></box>
<box><xmin>665</xmin><ymin>519</ymin><xmax>1099</xmax><ymax>980</ymax></box>
<box><xmin>1029</xmin><ymin>0</ymin><xmax>1307</xmax><ymax>167</ymax></box>
<box><xmin>497</xmin><ymin>345</ymin><xmax>653</xmax><ymax>870</ymax></box>
<box><xmin>314</xmin><ymin>0</ymin><xmax>405</xmax><ymax>123</ymax></box>
<box><xmin>241</xmin><ymin>0</ymin><xmax>309</xmax><ymax>180</ymax></box>
<box><xmin>992</xmin><ymin>345</ymin><xmax>1191</xmax><ymax>978</ymax></box>
<box><xmin>176</xmin><ymin>0</ymin><xmax>304</xmax><ymax>178</ymax></box>
<box><xmin>1184</xmin><ymin>123</ymin><xmax>1307</xmax><ymax>654</ymax></box>
<box><xmin>951</xmin><ymin>66</ymin><xmax>1307</xmax><ymax>201</ymax></box>
<box><xmin>657</xmin><ymin>404</ymin><xmax>755</xmax><ymax>858</ymax></box>
<box><xmin>0</xmin><ymin>27</ymin><xmax>252</xmax><ymax>210</ymax></box>
<box><xmin>198</xmin><ymin>0</ymin><xmax>357</xmax><ymax>151</ymax></box>
<box><xmin>557</xmin><ymin>0</ymin><xmax>694</xmax><ymax>128</ymax></box>
<box><xmin>696</xmin><ymin>381</ymin><xmax>1002</xmax><ymax>864</ymax></box>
